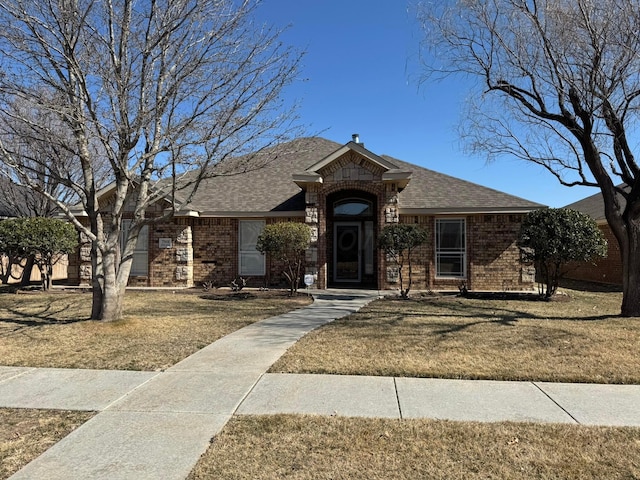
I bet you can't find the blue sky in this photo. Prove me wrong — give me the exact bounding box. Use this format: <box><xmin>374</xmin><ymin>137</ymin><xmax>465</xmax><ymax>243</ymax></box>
<box><xmin>256</xmin><ymin>1</ymin><xmax>598</xmax><ymax>208</ymax></box>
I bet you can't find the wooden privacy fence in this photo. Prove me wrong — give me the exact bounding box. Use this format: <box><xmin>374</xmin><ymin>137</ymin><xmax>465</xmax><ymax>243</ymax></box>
<box><xmin>1</xmin><ymin>255</ymin><xmax>69</xmax><ymax>284</ymax></box>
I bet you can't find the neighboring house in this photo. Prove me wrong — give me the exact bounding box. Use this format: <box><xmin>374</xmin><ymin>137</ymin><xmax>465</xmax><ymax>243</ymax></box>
<box><xmin>68</xmin><ymin>136</ymin><xmax>544</xmax><ymax>291</ymax></box>
<box><xmin>564</xmin><ymin>188</ymin><xmax>625</xmax><ymax>285</ymax></box>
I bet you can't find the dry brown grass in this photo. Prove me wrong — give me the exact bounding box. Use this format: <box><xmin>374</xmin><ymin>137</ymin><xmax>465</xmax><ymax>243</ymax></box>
<box><xmin>0</xmin><ymin>288</ymin><xmax>311</xmax><ymax>371</ymax></box>
<box><xmin>271</xmin><ymin>288</ymin><xmax>640</xmax><ymax>383</ymax></box>
<box><xmin>0</xmin><ymin>408</ymin><xmax>93</xmax><ymax>479</ymax></box>
<box><xmin>188</xmin><ymin>414</ymin><xmax>640</xmax><ymax>480</ymax></box>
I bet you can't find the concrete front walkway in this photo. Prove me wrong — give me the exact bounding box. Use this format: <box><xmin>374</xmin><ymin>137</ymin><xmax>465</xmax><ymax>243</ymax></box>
<box><xmin>1</xmin><ymin>291</ymin><xmax>378</xmax><ymax>480</ymax></box>
<box><xmin>2</xmin><ymin>290</ymin><xmax>640</xmax><ymax>479</ymax></box>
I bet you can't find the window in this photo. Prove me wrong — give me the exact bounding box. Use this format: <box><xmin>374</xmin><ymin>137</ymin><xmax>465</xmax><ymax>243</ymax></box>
<box><xmin>121</xmin><ymin>220</ymin><xmax>149</xmax><ymax>276</ymax></box>
<box><xmin>333</xmin><ymin>199</ymin><xmax>373</xmax><ymax>216</ymax></box>
<box><xmin>436</xmin><ymin>218</ymin><xmax>466</xmax><ymax>278</ymax></box>
<box><xmin>239</xmin><ymin>220</ymin><xmax>265</xmax><ymax>276</ymax></box>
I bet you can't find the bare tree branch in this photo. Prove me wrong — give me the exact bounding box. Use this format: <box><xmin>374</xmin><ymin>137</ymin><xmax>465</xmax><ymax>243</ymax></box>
<box><xmin>0</xmin><ymin>0</ymin><xmax>303</xmax><ymax>320</ymax></box>
<box><xmin>418</xmin><ymin>0</ymin><xmax>640</xmax><ymax>315</ymax></box>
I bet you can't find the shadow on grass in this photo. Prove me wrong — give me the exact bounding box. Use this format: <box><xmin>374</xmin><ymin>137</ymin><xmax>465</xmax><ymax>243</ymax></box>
<box><xmin>430</xmin><ymin>316</ymin><xmax>519</xmax><ymax>335</ymax></box>
<box><xmin>199</xmin><ymin>290</ymin><xmax>309</xmax><ymax>302</ymax></box>
<box><xmin>0</xmin><ymin>300</ymin><xmax>90</xmax><ymax>337</ymax></box>
<box><xmin>199</xmin><ymin>292</ymin><xmax>258</xmax><ymax>301</ymax></box>
<box><xmin>559</xmin><ymin>278</ymin><xmax>623</xmax><ymax>293</ymax></box>
<box><xmin>460</xmin><ymin>291</ymin><xmax>545</xmax><ymax>301</ymax></box>
<box><xmin>357</xmin><ymin>295</ymin><xmax>619</xmax><ymax>326</ymax></box>
<box><xmin>0</xmin><ymin>284</ymin><xmax>43</xmax><ymax>294</ymax></box>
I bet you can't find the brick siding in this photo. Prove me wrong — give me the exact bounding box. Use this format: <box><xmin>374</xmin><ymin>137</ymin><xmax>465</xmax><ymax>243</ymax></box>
<box><xmin>565</xmin><ymin>224</ymin><xmax>622</xmax><ymax>285</ymax></box>
<box><xmin>68</xmin><ymin>151</ymin><xmax>534</xmax><ymax>292</ymax></box>
<box><xmin>382</xmin><ymin>214</ymin><xmax>533</xmax><ymax>292</ymax></box>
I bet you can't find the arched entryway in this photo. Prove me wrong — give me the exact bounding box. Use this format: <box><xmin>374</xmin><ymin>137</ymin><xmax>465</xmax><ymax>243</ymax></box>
<box><xmin>327</xmin><ymin>190</ymin><xmax>378</xmax><ymax>288</ymax></box>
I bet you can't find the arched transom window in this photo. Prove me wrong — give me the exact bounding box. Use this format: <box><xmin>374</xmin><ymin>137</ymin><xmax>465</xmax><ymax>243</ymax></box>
<box><xmin>333</xmin><ymin>198</ymin><xmax>373</xmax><ymax>217</ymax></box>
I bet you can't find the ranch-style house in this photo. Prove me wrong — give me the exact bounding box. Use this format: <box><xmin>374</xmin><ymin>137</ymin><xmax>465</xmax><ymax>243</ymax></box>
<box><xmin>68</xmin><ymin>136</ymin><xmax>544</xmax><ymax>291</ymax></box>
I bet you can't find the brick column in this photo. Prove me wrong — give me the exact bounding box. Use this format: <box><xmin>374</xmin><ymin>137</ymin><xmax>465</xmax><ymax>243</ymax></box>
<box><xmin>174</xmin><ymin>226</ymin><xmax>194</xmax><ymax>287</ymax></box>
<box><xmin>382</xmin><ymin>184</ymin><xmax>400</xmax><ymax>287</ymax></box>
<box><xmin>304</xmin><ymin>186</ymin><xmax>321</xmax><ymax>288</ymax></box>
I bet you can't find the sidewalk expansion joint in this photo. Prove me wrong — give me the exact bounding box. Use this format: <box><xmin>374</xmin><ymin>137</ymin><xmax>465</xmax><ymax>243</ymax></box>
<box><xmin>233</xmin><ymin>372</ymin><xmax>265</xmax><ymax>416</ymax></box>
<box><xmin>102</xmin><ymin>371</ymin><xmax>163</xmax><ymax>412</ymax></box>
<box><xmin>393</xmin><ymin>377</ymin><xmax>404</xmax><ymax>419</ymax></box>
<box><xmin>532</xmin><ymin>382</ymin><xmax>581</xmax><ymax>425</ymax></box>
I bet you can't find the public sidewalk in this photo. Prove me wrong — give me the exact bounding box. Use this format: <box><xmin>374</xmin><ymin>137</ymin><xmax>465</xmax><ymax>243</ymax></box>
<box><xmin>1</xmin><ymin>291</ymin><xmax>378</xmax><ymax>480</ymax></box>
<box><xmin>1</xmin><ymin>290</ymin><xmax>640</xmax><ymax>479</ymax></box>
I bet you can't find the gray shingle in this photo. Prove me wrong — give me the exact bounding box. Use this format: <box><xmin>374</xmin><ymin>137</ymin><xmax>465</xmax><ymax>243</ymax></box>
<box><xmin>564</xmin><ymin>185</ymin><xmax>628</xmax><ymax>222</ymax></box>
<box><xmin>388</xmin><ymin>155</ymin><xmax>544</xmax><ymax>212</ymax></box>
<box><xmin>182</xmin><ymin>137</ymin><xmax>544</xmax><ymax>215</ymax></box>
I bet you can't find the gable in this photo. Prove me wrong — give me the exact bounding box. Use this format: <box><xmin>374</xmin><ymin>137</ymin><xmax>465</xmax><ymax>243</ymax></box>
<box><xmin>318</xmin><ymin>151</ymin><xmax>384</xmax><ymax>183</ymax></box>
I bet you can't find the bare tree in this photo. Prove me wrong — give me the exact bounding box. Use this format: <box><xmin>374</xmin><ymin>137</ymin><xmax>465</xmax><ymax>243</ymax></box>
<box><xmin>0</xmin><ymin>96</ymin><xmax>85</xmax><ymax>285</ymax></box>
<box><xmin>0</xmin><ymin>89</ymin><xmax>91</xmax><ymax>212</ymax></box>
<box><xmin>418</xmin><ymin>0</ymin><xmax>640</xmax><ymax>316</ymax></box>
<box><xmin>0</xmin><ymin>0</ymin><xmax>302</xmax><ymax>321</ymax></box>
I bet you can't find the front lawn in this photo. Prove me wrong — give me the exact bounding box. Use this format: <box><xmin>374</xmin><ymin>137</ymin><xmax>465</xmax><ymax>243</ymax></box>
<box><xmin>0</xmin><ymin>288</ymin><xmax>311</xmax><ymax>371</ymax></box>
<box><xmin>4</xmin><ymin>286</ymin><xmax>640</xmax><ymax>479</ymax></box>
<box><xmin>270</xmin><ymin>288</ymin><xmax>640</xmax><ymax>383</ymax></box>
<box><xmin>0</xmin><ymin>408</ymin><xmax>93</xmax><ymax>479</ymax></box>
<box><xmin>188</xmin><ymin>415</ymin><xmax>640</xmax><ymax>480</ymax></box>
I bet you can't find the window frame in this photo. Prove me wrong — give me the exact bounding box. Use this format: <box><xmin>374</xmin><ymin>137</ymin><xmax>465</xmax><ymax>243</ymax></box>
<box><xmin>435</xmin><ymin>218</ymin><xmax>466</xmax><ymax>279</ymax></box>
<box><xmin>238</xmin><ymin>219</ymin><xmax>266</xmax><ymax>276</ymax></box>
<box><xmin>121</xmin><ymin>219</ymin><xmax>149</xmax><ymax>276</ymax></box>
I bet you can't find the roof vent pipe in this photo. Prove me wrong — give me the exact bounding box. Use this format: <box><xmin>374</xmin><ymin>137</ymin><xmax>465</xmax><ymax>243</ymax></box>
<box><xmin>352</xmin><ymin>133</ymin><xmax>360</xmax><ymax>144</ymax></box>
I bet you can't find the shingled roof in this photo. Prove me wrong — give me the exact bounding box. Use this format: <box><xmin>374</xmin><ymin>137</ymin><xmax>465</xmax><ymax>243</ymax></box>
<box><xmin>564</xmin><ymin>185</ymin><xmax>628</xmax><ymax>222</ymax></box>
<box><xmin>180</xmin><ymin>136</ymin><xmax>544</xmax><ymax>216</ymax></box>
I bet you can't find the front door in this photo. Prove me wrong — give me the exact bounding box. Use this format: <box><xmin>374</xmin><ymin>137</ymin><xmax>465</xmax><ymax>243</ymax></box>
<box><xmin>334</xmin><ymin>222</ymin><xmax>361</xmax><ymax>282</ymax></box>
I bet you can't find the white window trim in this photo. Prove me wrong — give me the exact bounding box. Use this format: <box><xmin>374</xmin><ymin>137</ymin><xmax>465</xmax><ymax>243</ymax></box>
<box><xmin>238</xmin><ymin>219</ymin><xmax>265</xmax><ymax>276</ymax></box>
<box><xmin>435</xmin><ymin>218</ymin><xmax>466</xmax><ymax>279</ymax></box>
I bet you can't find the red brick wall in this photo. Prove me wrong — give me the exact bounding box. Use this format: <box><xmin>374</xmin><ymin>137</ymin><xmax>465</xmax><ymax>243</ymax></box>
<box><xmin>467</xmin><ymin>214</ymin><xmax>531</xmax><ymax>291</ymax></box>
<box><xmin>189</xmin><ymin>216</ymin><xmax>306</xmax><ymax>289</ymax></box>
<box><xmin>384</xmin><ymin>214</ymin><xmax>533</xmax><ymax>292</ymax></box>
<box><xmin>70</xmin><ymin>211</ymin><xmax>534</xmax><ymax>292</ymax></box>
<box><xmin>565</xmin><ymin>224</ymin><xmax>622</xmax><ymax>285</ymax></box>
<box><xmin>191</xmin><ymin>217</ymin><xmax>237</xmax><ymax>287</ymax></box>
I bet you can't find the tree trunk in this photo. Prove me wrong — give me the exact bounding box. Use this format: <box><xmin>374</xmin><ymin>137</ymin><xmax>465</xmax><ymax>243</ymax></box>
<box><xmin>90</xmin><ymin>241</ymin><xmax>103</xmax><ymax>320</ymax></box>
<box><xmin>620</xmin><ymin>223</ymin><xmax>640</xmax><ymax>317</ymax></box>
<box><xmin>89</xmin><ymin>242</ymin><xmax>130</xmax><ymax>322</ymax></box>
<box><xmin>46</xmin><ymin>263</ymin><xmax>53</xmax><ymax>290</ymax></box>
<box><xmin>95</xmin><ymin>247</ymin><xmax>129</xmax><ymax>321</ymax></box>
<box><xmin>406</xmin><ymin>255</ymin><xmax>414</xmax><ymax>298</ymax></box>
<box><xmin>100</xmin><ymin>277</ymin><xmax>126</xmax><ymax>321</ymax></box>
<box><xmin>19</xmin><ymin>254</ymin><xmax>35</xmax><ymax>287</ymax></box>
<box><xmin>36</xmin><ymin>261</ymin><xmax>51</xmax><ymax>291</ymax></box>
<box><xmin>398</xmin><ymin>256</ymin><xmax>407</xmax><ymax>299</ymax></box>
<box><xmin>0</xmin><ymin>255</ymin><xmax>17</xmax><ymax>284</ymax></box>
